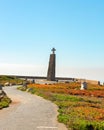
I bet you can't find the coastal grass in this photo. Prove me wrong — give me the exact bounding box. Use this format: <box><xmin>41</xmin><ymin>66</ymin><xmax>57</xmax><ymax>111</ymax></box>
<box><xmin>17</xmin><ymin>83</ymin><xmax>104</xmax><ymax>130</ymax></box>
<box><xmin>0</xmin><ymin>75</ymin><xmax>23</xmax><ymax>85</ymax></box>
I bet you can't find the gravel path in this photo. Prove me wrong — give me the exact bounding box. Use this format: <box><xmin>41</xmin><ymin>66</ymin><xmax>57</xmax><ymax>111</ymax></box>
<box><xmin>0</xmin><ymin>86</ymin><xmax>67</xmax><ymax>130</ymax></box>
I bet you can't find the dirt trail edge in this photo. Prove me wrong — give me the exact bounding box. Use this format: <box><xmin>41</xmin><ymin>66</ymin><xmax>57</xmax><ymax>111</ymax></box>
<box><xmin>0</xmin><ymin>86</ymin><xmax>67</xmax><ymax>130</ymax></box>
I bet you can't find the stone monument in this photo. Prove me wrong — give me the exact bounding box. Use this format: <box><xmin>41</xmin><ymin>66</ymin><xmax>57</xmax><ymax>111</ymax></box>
<box><xmin>47</xmin><ymin>48</ymin><xmax>56</xmax><ymax>81</ymax></box>
<box><xmin>80</xmin><ymin>82</ymin><xmax>87</xmax><ymax>90</ymax></box>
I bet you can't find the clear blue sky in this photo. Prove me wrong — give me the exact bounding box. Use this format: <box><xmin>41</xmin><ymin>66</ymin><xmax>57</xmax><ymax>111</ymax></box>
<box><xmin>0</xmin><ymin>0</ymin><xmax>104</xmax><ymax>82</ymax></box>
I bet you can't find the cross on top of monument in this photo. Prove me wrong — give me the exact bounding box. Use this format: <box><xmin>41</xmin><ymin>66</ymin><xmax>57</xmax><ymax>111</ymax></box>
<box><xmin>51</xmin><ymin>48</ymin><xmax>56</xmax><ymax>54</ymax></box>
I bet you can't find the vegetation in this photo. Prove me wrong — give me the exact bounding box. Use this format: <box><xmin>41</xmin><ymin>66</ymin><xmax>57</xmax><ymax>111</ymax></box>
<box><xmin>0</xmin><ymin>95</ymin><xmax>12</xmax><ymax>109</ymax></box>
<box><xmin>18</xmin><ymin>82</ymin><xmax>104</xmax><ymax>130</ymax></box>
<box><xmin>0</xmin><ymin>75</ymin><xmax>23</xmax><ymax>86</ymax></box>
<box><xmin>0</xmin><ymin>75</ymin><xmax>21</xmax><ymax>109</ymax></box>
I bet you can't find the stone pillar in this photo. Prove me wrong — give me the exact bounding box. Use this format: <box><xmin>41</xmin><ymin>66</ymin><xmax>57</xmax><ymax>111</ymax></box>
<box><xmin>47</xmin><ymin>48</ymin><xmax>56</xmax><ymax>81</ymax></box>
<box><xmin>80</xmin><ymin>82</ymin><xmax>87</xmax><ymax>90</ymax></box>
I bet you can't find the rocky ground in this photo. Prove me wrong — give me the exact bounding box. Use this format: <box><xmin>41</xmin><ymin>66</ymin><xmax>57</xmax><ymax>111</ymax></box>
<box><xmin>0</xmin><ymin>86</ymin><xmax>67</xmax><ymax>130</ymax></box>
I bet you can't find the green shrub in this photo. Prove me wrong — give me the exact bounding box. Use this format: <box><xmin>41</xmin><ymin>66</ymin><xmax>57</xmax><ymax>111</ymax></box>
<box><xmin>0</xmin><ymin>101</ymin><xmax>9</xmax><ymax>108</ymax></box>
<box><xmin>53</xmin><ymin>94</ymin><xmax>83</xmax><ymax>102</ymax></box>
<box><xmin>1</xmin><ymin>96</ymin><xmax>11</xmax><ymax>103</ymax></box>
<box><xmin>69</xmin><ymin>120</ymin><xmax>104</xmax><ymax>130</ymax></box>
<box><xmin>30</xmin><ymin>89</ymin><xmax>36</xmax><ymax>94</ymax></box>
<box><xmin>72</xmin><ymin>120</ymin><xmax>92</xmax><ymax>130</ymax></box>
<box><xmin>58</xmin><ymin>114</ymin><xmax>69</xmax><ymax>124</ymax></box>
<box><xmin>0</xmin><ymin>95</ymin><xmax>11</xmax><ymax>109</ymax></box>
<box><xmin>17</xmin><ymin>86</ymin><xmax>27</xmax><ymax>91</ymax></box>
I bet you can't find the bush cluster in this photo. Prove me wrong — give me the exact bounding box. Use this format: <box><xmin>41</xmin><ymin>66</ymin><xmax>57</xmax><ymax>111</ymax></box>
<box><xmin>0</xmin><ymin>96</ymin><xmax>12</xmax><ymax>109</ymax></box>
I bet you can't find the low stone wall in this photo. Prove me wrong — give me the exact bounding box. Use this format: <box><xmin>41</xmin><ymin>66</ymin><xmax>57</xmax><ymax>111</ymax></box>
<box><xmin>76</xmin><ymin>79</ymin><xmax>99</xmax><ymax>85</ymax></box>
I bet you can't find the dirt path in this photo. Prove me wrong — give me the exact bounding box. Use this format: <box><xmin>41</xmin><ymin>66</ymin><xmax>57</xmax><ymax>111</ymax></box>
<box><xmin>0</xmin><ymin>86</ymin><xmax>67</xmax><ymax>130</ymax></box>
